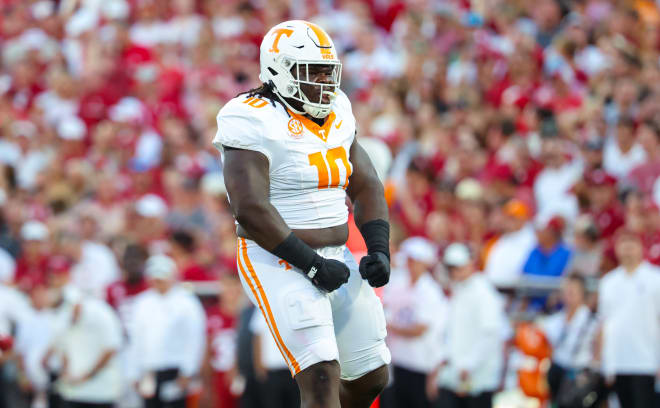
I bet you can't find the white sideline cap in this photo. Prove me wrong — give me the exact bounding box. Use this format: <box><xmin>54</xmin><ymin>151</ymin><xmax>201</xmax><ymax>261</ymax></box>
<box><xmin>21</xmin><ymin>221</ymin><xmax>49</xmax><ymax>241</ymax></box>
<box><xmin>400</xmin><ymin>237</ymin><xmax>437</xmax><ymax>265</ymax></box>
<box><xmin>145</xmin><ymin>254</ymin><xmax>177</xmax><ymax>280</ymax></box>
<box><xmin>443</xmin><ymin>243</ymin><xmax>471</xmax><ymax>268</ymax></box>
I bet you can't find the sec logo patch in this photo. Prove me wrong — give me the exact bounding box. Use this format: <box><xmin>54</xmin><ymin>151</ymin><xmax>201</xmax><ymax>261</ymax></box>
<box><xmin>288</xmin><ymin>118</ymin><xmax>303</xmax><ymax>137</ymax></box>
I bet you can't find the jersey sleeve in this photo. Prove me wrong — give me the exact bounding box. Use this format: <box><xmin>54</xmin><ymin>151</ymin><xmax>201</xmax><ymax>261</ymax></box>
<box><xmin>334</xmin><ymin>89</ymin><xmax>352</xmax><ymax>114</ymax></box>
<box><xmin>213</xmin><ymin>101</ymin><xmax>272</xmax><ymax>165</ymax></box>
<box><xmin>333</xmin><ymin>89</ymin><xmax>357</xmax><ymax>140</ymax></box>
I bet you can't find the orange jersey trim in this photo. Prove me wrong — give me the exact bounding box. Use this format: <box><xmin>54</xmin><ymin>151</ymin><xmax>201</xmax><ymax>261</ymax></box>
<box><xmin>287</xmin><ymin>110</ymin><xmax>336</xmax><ymax>142</ymax></box>
<box><xmin>239</xmin><ymin>238</ymin><xmax>301</xmax><ymax>375</ymax></box>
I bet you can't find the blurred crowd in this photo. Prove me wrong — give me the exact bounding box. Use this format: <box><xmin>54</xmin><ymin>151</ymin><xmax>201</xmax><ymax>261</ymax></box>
<box><xmin>1</xmin><ymin>0</ymin><xmax>660</xmax><ymax>407</ymax></box>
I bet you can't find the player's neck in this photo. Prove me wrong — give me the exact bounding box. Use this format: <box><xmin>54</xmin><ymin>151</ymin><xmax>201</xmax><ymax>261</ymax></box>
<box><xmin>306</xmin><ymin>114</ymin><xmax>326</xmax><ymax>127</ymax></box>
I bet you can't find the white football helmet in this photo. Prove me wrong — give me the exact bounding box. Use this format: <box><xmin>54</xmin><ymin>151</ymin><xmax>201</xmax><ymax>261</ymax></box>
<box><xmin>259</xmin><ymin>20</ymin><xmax>342</xmax><ymax>119</ymax></box>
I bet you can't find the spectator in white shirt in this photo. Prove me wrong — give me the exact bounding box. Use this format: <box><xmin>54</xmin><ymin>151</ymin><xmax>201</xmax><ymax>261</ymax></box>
<box><xmin>603</xmin><ymin>118</ymin><xmax>647</xmax><ymax>180</ymax></box>
<box><xmin>383</xmin><ymin>237</ymin><xmax>447</xmax><ymax>408</ymax></box>
<box><xmin>541</xmin><ymin>274</ymin><xmax>597</xmax><ymax>403</ymax></box>
<box><xmin>130</xmin><ymin>255</ymin><xmax>206</xmax><ymax>408</ymax></box>
<box><xmin>598</xmin><ymin>230</ymin><xmax>660</xmax><ymax>408</ymax></box>
<box><xmin>0</xmin><ymin>247</ymin><xmax>15</xmax><ymax>284</ymax></box>
<box><xmin>429</xmin><ymin>243</ymin><xmax>507</xmax><ymax>408</ymax></box>
<box><xmin>250</xmin><ymin>312</ymin><xmax>299</xmax><ymax>408</ymax></box>
<box><xmin>0</xmin><ymin>280</ymin><xmax>31</xmax><ymax>340</ymax></box>
<box><xmin>533</xmin><ymin>138</ymin><xmax>582</xmax><ymax>223</ymax></box>
<box><xmin>58</xmin><ymin>227</ymin><xmax>120</xmax><ymax>299</ymax></box>
<box><xmin>484</xmin><ymin>199</ymin><xmax>537</xmax><ymax>287</ymax></box>
<box><xmin>15</xmin><ymin>281</ymin><xmax>56</xmax><ymax>407</ymax></box>
<box><xmin>50</xmin><ymin>275</ymin><xmax>124</xmax><ymax>408</ymax></box>
<box><xmin>0</xmin><ymin>120</ymin><xmax>52</xmax><ymax>191</ymax></box>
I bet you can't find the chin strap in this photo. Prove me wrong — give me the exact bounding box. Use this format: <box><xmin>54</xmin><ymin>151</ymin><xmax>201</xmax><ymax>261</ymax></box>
<box><xmin>275</xmin><ymin>91</ymin><xmax>331</xmax><ymax>119</ymax></box>
<box><xmin>274</xmin><ymin>90</ymin><xmax>305</xmax><ymax>116</ymax></box>
<box><xmin>301</xmin><ymin>89</ymin><xmax>335</xmax><ymax>118</ymax></box>
<box><xmin>303</xmin><ymin>104</ymin><xmax>331</xmax><ymax>119</ymax></box>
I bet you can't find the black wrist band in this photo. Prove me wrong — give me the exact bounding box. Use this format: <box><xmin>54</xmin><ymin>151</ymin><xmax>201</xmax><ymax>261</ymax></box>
<box><xmin>360</xmin><ymin>219</ymin><xmax>390</xmax><ymax>260</ymax></box>
<box><xmin>271</xmin><ymin>232</ymin><xmax>320</xmax><ymax>273</ymax></box>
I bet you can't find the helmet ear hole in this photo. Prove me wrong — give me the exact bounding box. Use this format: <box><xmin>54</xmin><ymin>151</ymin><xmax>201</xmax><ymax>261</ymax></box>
<box><xmin>282</xmin><ymin>57</ymin><xmax>293</xmax><ymax>69</ymax></box>
<box><xmin>268</xmin><ymin>67</ymin><xmax>278</xmax><ymax>76</ymax></box>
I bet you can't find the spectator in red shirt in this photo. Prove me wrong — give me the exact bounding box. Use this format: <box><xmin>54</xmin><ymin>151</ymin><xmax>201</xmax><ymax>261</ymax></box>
<box><xmin>106</xmin><ymin>243</ymin><xmax>150</xmax><ymax>330</ymax></box>
<box><xmin>105</xmin><ymin>242</ymin><xmax>149</xmax><ymax>408</ymax></box>
<box><xmin>509</xmin><ymin>138</ymin><xmax>543</xmax><ymax>190</ymax></box>
<box><xmin>14</xmin><ymin>221</ymin><xmax>50</xmax><ymax>292</ymax></box>
<box><xmin>204</xmin><ymin>273</ymin><xmax>244</xmax><ymax>408</ymax></box>
<box><xmin>170</xmin><ymin>230</ymin><xmax>210</xmax><ymax>282</ymax></box>
<box><xmin>627</xmin><ymin>120</ymin><xmax>660</xmax><ymax>195</ymax></box>
<box><xmin>584</xmin><ymin>170</ymin><xmax>625</xmax><ymax>238</ymax></box>
<box><xmin>393</xmin><ymin>159</ymin><xmax>434</xmax><ymax>237</ymax></box>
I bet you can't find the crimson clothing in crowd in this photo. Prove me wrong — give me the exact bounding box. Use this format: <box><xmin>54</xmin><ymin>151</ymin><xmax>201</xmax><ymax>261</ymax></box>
<box><xmin>589</xmin><ymin>205</ymin><xmax>625</xmax><ymax>238</ymax></box>
<box><xmin>106</xmin><ymin>279</ymin><xmax>149</xmax><ymax>331</ymax></box>
<box><xmin>393</xmin><ymin>191</ymin><xmax>434</xmax><ymax>237</ymax></box>
<box><xmin>180</xmin><ymin>263</ymin><xmax>212</xmax><ymax>282</ymax></box>
<box><xmin>206</xmin><ymin>306</ymin><xmax>238</xmax><ymax>408</ymax></box>
<box><xmin>643</xmin><ymin>231</ymin><xmax>660</xmax><ymax>266</ymax></box>
<box><xmin>628</xmin><ymin>161</ymin><xmax>660</xmax><ymax>194</ymax></box>
<box><xmin>78</xmin><ymin>83</ymin><xmax>123</xmax><ymax>128</ymax></box>
<box><xmin>14</xmin><ymin>255</ymin><xmax>49</xmax><ymax>291</ymax></box>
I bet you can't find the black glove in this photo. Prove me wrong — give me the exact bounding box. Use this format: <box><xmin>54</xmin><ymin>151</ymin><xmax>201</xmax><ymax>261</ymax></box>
<box><xmin>271</xmin><ymin>233</ymin><xmax>349</xmax><ymax>292</ymax></box>
<box><xmin>307</xmin><ymin>255</ymin><xmax>350</xmax><ymax>292</ymax></box>
<box><xmin>359</xmin><ymin>251</ymin><xmax>390</xmax><ymax>287</ymax></box>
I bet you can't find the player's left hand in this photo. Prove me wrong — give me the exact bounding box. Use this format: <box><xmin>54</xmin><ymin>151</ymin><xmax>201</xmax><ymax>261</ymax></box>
<box><xmin>359</xmin><ymin>252</ymin><xmax>390</xmax><ymax>287</ymax></box>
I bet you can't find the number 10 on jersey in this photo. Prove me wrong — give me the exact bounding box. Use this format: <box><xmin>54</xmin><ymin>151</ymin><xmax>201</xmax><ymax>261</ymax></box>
<box><xmin>308</xmin><ymin>147</ymin><xmax>352</xmax><ymax>189</ymax></box>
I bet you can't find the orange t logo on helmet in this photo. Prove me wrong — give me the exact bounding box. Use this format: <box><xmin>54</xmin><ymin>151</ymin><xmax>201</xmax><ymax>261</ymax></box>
<box><xmin>269</xmin><ymin>28</ymin><xmax>294</xmax><ymax>53</ymax></box>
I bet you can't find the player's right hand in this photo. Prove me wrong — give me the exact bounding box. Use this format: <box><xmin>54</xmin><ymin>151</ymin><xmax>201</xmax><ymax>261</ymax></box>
<box><xmin>306</xmin><ymin>257</ymin><xmax>350</xmax><ymax>292</ymax></box>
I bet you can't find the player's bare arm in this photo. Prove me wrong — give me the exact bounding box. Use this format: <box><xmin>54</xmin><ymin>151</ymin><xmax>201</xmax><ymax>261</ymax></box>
<box><xmin>223</xmin><ymin>146</ymin><xmax>350</xmax><ymax>293</ymax></box>
<box><xmin>346</xmin><ymin>139</ymin><xmax>391</xmax><ymax>287</ymax></box>
<box><xmin>222</xmin><ymin>146</ymin><xmax>290</xmax><ymax>251</ymax></box>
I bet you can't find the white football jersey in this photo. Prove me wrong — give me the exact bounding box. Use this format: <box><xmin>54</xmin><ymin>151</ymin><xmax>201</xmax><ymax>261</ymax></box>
<box><xmin>214</xmin><ymin>90</ymin><xmax>356</xmax><ymax>229</ymax></box>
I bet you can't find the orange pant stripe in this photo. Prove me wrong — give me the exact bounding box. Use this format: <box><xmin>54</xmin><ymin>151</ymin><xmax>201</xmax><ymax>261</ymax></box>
<box><xmin>239</xmin><ymin>238</ymin><xmax>301</xmax><ymax>375</ymax></box>
<box><xmin>236</xmin><ymin>242</ymin><xmax>294</xmax><ymax>375</ymax></box>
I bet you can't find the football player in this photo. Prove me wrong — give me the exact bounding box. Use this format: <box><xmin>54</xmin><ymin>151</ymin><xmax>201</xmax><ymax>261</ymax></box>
<box><xmin>215</xmin><ymin>20</ymin><xmax>391</xmax><ymax>408</ymax></box>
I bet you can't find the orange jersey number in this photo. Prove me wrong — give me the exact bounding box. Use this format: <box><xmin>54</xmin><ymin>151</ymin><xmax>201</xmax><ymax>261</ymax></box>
<box><xmin>243</xmin><ymin>97</ymin><xmax>268</xmax><ymax>108</ymax></box>
<box><xmin>308</xmin><ymin>147</ymin><xmax>352</xmax><ymax>189</ymax></box>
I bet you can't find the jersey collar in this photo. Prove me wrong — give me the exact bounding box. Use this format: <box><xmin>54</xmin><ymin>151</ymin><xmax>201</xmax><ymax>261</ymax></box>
<box><xmin>287</xmin><ymin>110</ymin><xmax>337</xmax><ymax>142</ymax></box>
